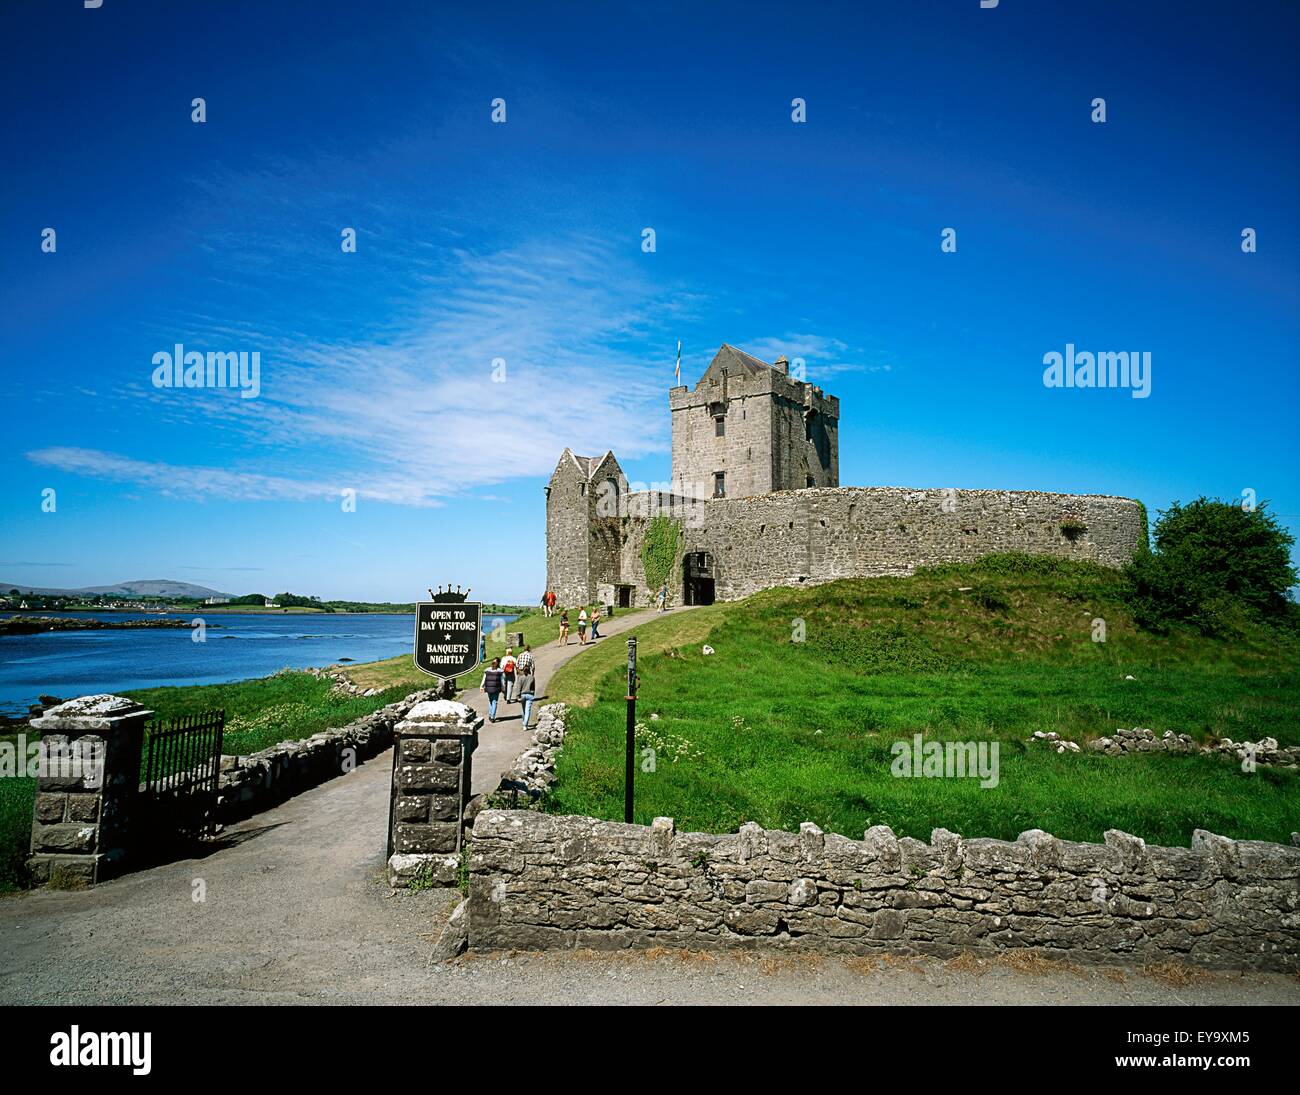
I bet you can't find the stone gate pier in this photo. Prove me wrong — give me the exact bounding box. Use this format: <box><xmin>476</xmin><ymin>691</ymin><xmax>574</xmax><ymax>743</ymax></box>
<box><xmin>387</xmin><ymin>699</ymin><xmax>481</xmax><ymax>888</ymax></box>
<box><xmin>28</xmin><ymin>694</ymin><xmax>153</xmax><ymax>885</ymax></box>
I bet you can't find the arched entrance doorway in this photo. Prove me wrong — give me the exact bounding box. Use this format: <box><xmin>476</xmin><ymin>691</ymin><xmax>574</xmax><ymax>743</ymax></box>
<box><xmin>683</xmin><ymin>552</ymin><xmax>716</xmax><ymax>606</ymax></box>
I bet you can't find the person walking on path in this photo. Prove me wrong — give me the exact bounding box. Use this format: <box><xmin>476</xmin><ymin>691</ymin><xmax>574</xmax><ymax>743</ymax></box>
<box><xmin>557</xmin><ymin>609</ymin><xmax>569</xmax><ymax>646</ymax></box>
<box><xmin>656</xmin><ymin>582</ymin><xmax>668</xmax><ymax>611</ymax></box>
<box><xmin>515</xmin><ymin>664</ymin><xmax>537</xmax><ymax>729</ymax></box>
<box><xmin>543</xmin><ymin>590</ymin><xmax>557</xmax><ymax>618</ymax></box>
<box><xmin>577</xmin><ymin>608</ymin><xmax>588</xmax><ymax>645</ymax></box>
<box><xmin>516</xmin><ymin>643</ymin><xmax>535</xmax><ymax>677</ymax></box>
<box><xmin>589</xmin><ymin>606</ymin><xmax>601</xmax><ymax>640</ymax></box>
<box><xmin>501</xmin><ymin>648</ymin><xmax>517</xmax><ymax>703</ymax></box>
<box><xmin>480</xmin><ymin>658</ymin><xmax>505</xmax><ymax>722</ymax></box>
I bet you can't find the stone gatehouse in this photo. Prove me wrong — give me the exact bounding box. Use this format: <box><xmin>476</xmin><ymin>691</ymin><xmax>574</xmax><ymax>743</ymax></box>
<box><xmin>545</xmin><ymin>343</ymin><xmax>1144</xmax><ymax>607</ymax></box>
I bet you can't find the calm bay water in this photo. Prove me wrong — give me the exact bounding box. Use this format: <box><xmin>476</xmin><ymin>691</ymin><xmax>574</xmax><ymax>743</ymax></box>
<box><xmin>0</xmin><ymin>612</ymin><xmax>518</xmax><ymax>716</ymax></box>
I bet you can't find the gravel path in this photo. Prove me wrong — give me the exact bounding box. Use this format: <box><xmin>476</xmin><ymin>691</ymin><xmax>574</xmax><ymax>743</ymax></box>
<box><xmin>462</xmin><ymin>606</ymin><xmax>668</xmax><ymax>794</ymax></box>
<box><xmin>0</xmin><ymin>606</ymin><xmax>1295</xmax><ymax>1005</ymax></box>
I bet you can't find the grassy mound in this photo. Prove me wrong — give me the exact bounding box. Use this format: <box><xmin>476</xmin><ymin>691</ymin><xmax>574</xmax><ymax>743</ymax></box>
<box><xmin>546</xmin><ymin>555</ymin><xmax>1299</xmax><ymax>846</ymax></box>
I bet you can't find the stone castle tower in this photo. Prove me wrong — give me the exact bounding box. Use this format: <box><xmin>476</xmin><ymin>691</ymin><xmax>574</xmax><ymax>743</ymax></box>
<box><xmin>669</xmin><ymin>344</ymin><xmax>840</xmax><ymax>499</ymax></box>
<box><xmin>545</xmin><ymin>342</ymin><xmax>1143</xmax><ymax>608</ymax></box>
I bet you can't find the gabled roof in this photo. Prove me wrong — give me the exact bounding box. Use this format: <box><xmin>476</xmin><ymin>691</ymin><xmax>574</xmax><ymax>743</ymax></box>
<box><xmin>565</xmin><ymin>449</ymin><xmax>617</xmax><ymax>480</ymax></box>
<box><xmin>710</xmin><ymin>343</ymin><xmax>773</xmax><ymax>376</ymax></box>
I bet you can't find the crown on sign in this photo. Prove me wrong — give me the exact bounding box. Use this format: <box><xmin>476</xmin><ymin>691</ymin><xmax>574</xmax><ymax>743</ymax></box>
<box><xmin>428</xmin><ymin>584</ymin><xmax>471</xmax><ymax>603</ymax></box>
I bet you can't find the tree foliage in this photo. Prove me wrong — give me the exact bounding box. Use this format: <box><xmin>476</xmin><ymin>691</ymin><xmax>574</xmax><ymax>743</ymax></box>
<box><xmin>1125</xmin><ymin>497</ymin><xmax>1297</xmax><ymax>634</ymax></box>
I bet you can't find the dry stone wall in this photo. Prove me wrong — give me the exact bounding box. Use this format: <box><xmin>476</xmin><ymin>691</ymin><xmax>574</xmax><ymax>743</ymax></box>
<box><xmin>217</xmin><ymin>687</ymin><xmax>442</xmax><ymax>822</ymax></box>
<box><xmin>467</xmin><ymin>811</ymin><xmax>1300</xmax><ymax>971</ymax></box>
<box><xmin>494</xmin><ymin>703</ymin><xmax>568</xmax><ymax>801</ymax></box>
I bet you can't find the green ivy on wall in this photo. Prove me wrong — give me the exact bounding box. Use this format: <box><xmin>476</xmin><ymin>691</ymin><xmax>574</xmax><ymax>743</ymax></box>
<box><xmin>641</xmin><ymin>515</ymin><xmax>684</xmax><ymax>591</ymax></box>
<box><xmin>1134</xmin><ymin>499</ymin><xmax>1152</xmax><ymax>557</ymax></box>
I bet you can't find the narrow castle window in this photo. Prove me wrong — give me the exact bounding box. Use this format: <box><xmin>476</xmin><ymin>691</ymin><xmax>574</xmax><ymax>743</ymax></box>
<box><xmin>714</xmin><ymin>471</ymin><xmax>725</xmax><ymax>497</ymax></box>
<box><xmin>715</xmin><ymin>416</ymin><xmax>725</xmax><ymax>437</ymax></box>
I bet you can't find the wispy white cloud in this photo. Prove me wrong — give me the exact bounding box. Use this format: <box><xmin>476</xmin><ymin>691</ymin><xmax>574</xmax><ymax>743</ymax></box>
<box><xmin>740</xmin><ymin>332</ymin><xmax>896</xmax><ymax>381</ymax></box>
<box><xmin>28</xmin><ymin>235</ymin><xmax>687</xmax><ymax>506</ymax></box>
<box><xmin>26</xmin><ymin>446</ymin><xmax>374</xmax><ymax>504</ymax></box>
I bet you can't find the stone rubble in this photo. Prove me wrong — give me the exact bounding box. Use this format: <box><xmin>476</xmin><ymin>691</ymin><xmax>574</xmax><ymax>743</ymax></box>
<box><xmin>1028</xmin><ymin>730</ymin><xmax>1081</xmax><ymax>753</ymax></box>
<box><xmin>1209</xmin><ymin>736</ymin><xmax>1300</xmax><ymax>767</ymax></box>
<box><xmin>1023</xmin><ymin>726</ymin><xmax>1298</xmax><ymax>768</ymax></box>
<box><xmin>1084</xmin><ymin>728</ymin><xmax>1299</xmax><ymax>767</ymax></box>
<box><xmin>304</xmin><ymin>665</ymin><xmax>381</xmax><ymax>698</ymax></box>
<box><xmin>494</xmin><ymin>703</ymin><xmax>569</xmax><ymax>800</ymax></box>
<box><xmin>430</xmin><ymin>899</ymin><xmax>470</xmax><ymax>961</ymax></box>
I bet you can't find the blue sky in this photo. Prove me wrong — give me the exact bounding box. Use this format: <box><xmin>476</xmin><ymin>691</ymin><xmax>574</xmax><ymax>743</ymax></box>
<box><xmin>1</xmin><ymin>0</ymin><xmax>1297</xmax><ymax>603</ymax></box>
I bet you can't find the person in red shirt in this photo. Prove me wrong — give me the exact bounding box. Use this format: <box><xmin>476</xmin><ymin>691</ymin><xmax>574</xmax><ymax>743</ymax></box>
<box><xmin>501</xmin><ymin>648</ymin><xmax>518</xmax><ymax>702</ymax></box>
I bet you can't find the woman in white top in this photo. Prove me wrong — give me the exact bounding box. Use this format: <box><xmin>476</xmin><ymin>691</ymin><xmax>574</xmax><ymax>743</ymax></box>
<box><xmin>577</xmin><ymin>608</ymin><xmax>588</xmax><ymax>645</ymax></box>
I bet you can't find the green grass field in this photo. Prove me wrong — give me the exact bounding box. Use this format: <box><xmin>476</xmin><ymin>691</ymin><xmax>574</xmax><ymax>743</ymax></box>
<box><xmin>546</xmin><ymin>555</ymin><xmax>1300</xmax><ymax>847</ymax></box>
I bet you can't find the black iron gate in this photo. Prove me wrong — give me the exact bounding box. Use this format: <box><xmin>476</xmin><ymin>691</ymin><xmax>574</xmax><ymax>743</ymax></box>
<box><xmin>143</xmin><ymin>710</ymin><xmax>224</xmax><ymax>841</ymax></box>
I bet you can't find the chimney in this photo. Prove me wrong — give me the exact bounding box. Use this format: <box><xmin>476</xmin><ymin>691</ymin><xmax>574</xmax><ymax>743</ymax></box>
<box><xmin>774</xmin><ymin>354</ymin><xmax>789</xmax><ymax>376</ymax></box>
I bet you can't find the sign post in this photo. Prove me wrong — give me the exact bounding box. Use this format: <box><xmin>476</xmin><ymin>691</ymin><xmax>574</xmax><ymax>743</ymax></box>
<box><xmin>625</xmin><ymin>636</ymin><xmax>637</xmax><ymax>823</ymax></box>
<box><xmin>413</xmin><ymin>586</ymin><xmax>483</xmax><ymax>682</ymax></box>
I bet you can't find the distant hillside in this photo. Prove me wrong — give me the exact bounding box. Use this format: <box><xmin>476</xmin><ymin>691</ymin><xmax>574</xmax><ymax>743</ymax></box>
<box><xmin>1</xmin><ymin>579</ymin><xmax>233</xmax><ymax>599</ymax></box>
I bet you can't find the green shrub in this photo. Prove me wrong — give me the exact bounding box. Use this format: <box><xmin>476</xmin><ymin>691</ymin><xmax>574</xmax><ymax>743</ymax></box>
<box><xmin>1126</xmin><ymin>498</ymin><xmax>1297</xmax><ymax>635</ymax></box>
<box><xmin>1134</xmin><ymin>500</ymin><xmax>1152</xmax><ymax>557</ymax></box>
